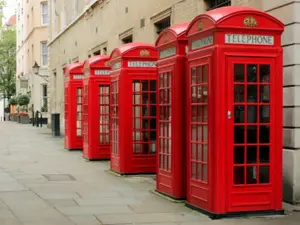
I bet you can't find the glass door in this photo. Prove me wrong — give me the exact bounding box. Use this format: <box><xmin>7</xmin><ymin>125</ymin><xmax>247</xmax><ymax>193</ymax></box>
<box><xmin>227</xmin><ymin>57</ymin><xmax>275</xmax><ymax>212</ymax></box>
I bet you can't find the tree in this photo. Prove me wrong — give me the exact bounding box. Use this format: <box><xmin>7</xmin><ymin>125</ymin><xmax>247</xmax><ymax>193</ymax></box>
<box><xmin>0</xmin><ymin>28</ymin><xmax>16</xmax><ymax>100</ymax></box>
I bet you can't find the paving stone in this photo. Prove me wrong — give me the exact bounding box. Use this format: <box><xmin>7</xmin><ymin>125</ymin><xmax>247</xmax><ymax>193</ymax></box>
<box><xmin>57</xmin><ymin>205</ymin><xmax>134</xmax><ymax>216</ymax></box>
<box><xmin>46</xmin><ymin>199</ymin><xmax>78</xmax><ymax>207</ymax></box>
<box><xmin>75</xmin><ymin>197</ymin><xmax>143</xmax><ymax>206</ymax></box>
<box><xmin>68</xmin><ymin>215</ymin><xmax>102</xmax><ymax>225</ymax></box>
<box><xmin>96</xmin><ymin>212</ymin><xmax>209</xmax><ymax>224</ymax></box>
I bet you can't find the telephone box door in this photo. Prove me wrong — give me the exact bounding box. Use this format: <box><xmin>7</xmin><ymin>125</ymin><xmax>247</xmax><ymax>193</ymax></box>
<box><xmin>227</xmin><ymin>57</ymin><xmax>276</xmax><ymax>212</ymax></box>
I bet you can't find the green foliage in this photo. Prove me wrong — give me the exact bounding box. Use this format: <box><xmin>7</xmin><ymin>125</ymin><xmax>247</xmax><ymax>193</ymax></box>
<box><xmin>17</xmin><ymin>94</ymin><xmax>30</xmax><ymax>106</ymax></box>
<box><xmin>8</xmin><ymin>95</ymin><xmax>17</xmax><ymax>105</ymax></box>
<box><xmin>0</xmin><ymin>28</ymin><xmax>16</xmax><ymax>99</ymax></box>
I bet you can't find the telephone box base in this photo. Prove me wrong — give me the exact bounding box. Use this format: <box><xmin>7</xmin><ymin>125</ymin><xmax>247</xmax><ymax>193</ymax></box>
<box><xmin>155</xmin><ymin>190</ymin><xmax>185</xmax><ymax>202</ymax></box>
<box><xmin>82</xmin><ymin>156</ymin><xmax>109</xmax><ymax>162</ymax></box>
<box><xmin>65</xmin><ymin>148</ymin><xmax>82</xmax><ymax>151</ymax></box>
<box><xmin>109</xmin><ymin>169</ymin><xmax>155</xmax><ymax>176</ymax></box>
<box><xmin>185</xmin><ymin>203</ymin><xmax>284</xmax><ymax>220</ymax></box>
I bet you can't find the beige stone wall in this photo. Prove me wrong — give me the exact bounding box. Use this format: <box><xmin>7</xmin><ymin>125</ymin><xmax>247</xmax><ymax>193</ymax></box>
<box><xmin>48</xmin><ymin>0</ymin><xmax>208</xmax><ymax>123</ymax></box>
<box><xmin>16</xmin><ymin>0</ymin><xmax>49</xmax><ymax>114</ymax></box>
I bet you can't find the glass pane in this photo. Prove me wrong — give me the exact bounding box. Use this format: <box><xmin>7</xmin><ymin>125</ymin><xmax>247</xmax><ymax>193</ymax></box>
<box><xmin>150</xmin><ymin>93</ymin><xmax>156</xmax><ymax>104</ymax></box>
<box><xmin>259</xmin><ymin>146</ymin><xmax>270</xmax><ymax>163</ymax></box>
<box><xmin>197</xmin><ymin>163</ymin><xmax>202</xmax><ymax>180</ymax></box>
<box><xmin>234</xmin><ymin>146</ymin><xmax>244</xmax><ymax>164</ymax></box>
<box><xmin>246</xmin><ymin>166</ymin><xmax>257</xmax><ymax>184</ymax></box>
<box><xmin>247</xmin><ymin>126</ymin><xmax>257</xmax><ymax>143</ymax></box>
<box><xmin>234</xmin><ymin>167</ymin><xmax>244</xmax><ymax>184</ymax></box>
<box><xmin>247</xmin><ymin>146</ymin><xmax>257</xmax><ymax>163</ymax></box>
<box><xmin>234</xmin><ymin>126</ymin><xmax>245</xmax><ymax>144</ymax></box>
<box><xmin>260</xmin><ymin>65</ymin><xmax>270</xmax><ymax>82</ymax></box>
<box><xmin>234</xmin><ymin>106</ymin><xmax>244</xmax><ymax>123</ymax></box>
<box><xmin>192</xmin><ymin>143</ymin><xmax>196</xmax><ymax>160</ymax></box>
<box><xmin>260</xmin><ymin>85</ymin><xmax>270</xmax><ymax>103</ymax></box>
<box><xmin>197</xmin><ymin>144</ymin><xmax>202</xmax><ymax>161</ymax></box>
<box><xmin>234</xmin><ymin>64</ymin><xmax>244</xmax><ymax>82</ymax></box>
<box><xmin>192</xmin><ymin>162</ymin><xmax>197</xmax><ymax>178</ymax></box>
<box><xmin>247</xmin><ymin>106</ymin><xmax>257</xmax><ymax>123</ymax></box>
<box><xmin>260</xmin><ymin>126</ymin><xmax>270</xmax><ymax>143</ymax></box>
<box><xmin>247</xmin><ymin>85</ymin><xmax>257</xmax><ymax>102</ymax></box>
<box><xmin>191</xmin><ymin>68</ymin><xmax>196</xmax><ymax>85</ymax></box>
<box><xmin>197</xmin><ymin>125</ymin><xmax>202</xmax><ymax>141</ymax></box>
<box><xmin>196</xmin><ymin>66</ymin><xmax>202</xmax><ymax>83</ymax></box>
<box><xmin>247</xmin><ymin>64</ymin><xmax>257</xmax><ymax>82</ymax></box>
<box><xmin>142</xmin><ymin>80</ymin><xmax>149</xmax><ymax>91</ymax></box>
<box><xmin>203</xmin><ymin>105</ymin><xmax>208</xmax><ymax>122</ymax></box>
<box><xmin>150</xmin><ymin>80</ymin><xmax>156</xmax><ymax>91</ymax></box>
<box><xmin>203</xmin><ymin>125</ymin><xmax>208</xmax><ymax>142</ymax></box>
<box><xmin>203</xmin><ymin>65</ymin><xmax>208</xmax><ymax>83</ymax></box>
<box><xmin>234</xmin><ymin>85</ymin><xmax>244</xmax><ymax>102</ymax></box>
<box><xmin>260</xmin><ymin>106</ymin><xmax>270</xmax><ymax>123</ymax></box>
<box><xmin>203</xmin><ymin>144</ymin><xmax>208</xmax><ymax>162</ymax></box>
<box><xmin>259</xmin><ymin>166</ymin><xmax>270</xmax><ymax>184</ymax></box>
<box><xmin>191</xmin><ymin>87</ymin><xmax>197</xmax><ymax>103</ymax></box>
<box><xmin>203</xmin><ymin>164</ymin><xmax>207</xmax><ymax>182</ymax></box>
<box><xmin>191</xmin><ymin>125</ymin><xmax>197</xmax><ymax>141</ymax></box>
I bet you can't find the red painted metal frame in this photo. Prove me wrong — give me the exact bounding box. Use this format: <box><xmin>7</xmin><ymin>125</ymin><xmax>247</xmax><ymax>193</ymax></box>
<box><xmin>185</xmin><ymin>6</ymin><xmax>284</xmax><ymax>216</ymax></box>
<box><xmin>82</xmin><ymin>55</ymin><xmax>111</xmax><ymax>160</ymax></box>
<box><xmin>155</xmin><ymin>22</ymin><xmax>189</xmax><ymax>199</ymax></box>
<box><xmin>109</xmin><ymin>42</ymin><xmax>158</xmax><ymax>175</ymax></box>
<box><xmin>64</xmin><ymin>62</ymin><xmax>84</xmax><ymax>150</ymax></box>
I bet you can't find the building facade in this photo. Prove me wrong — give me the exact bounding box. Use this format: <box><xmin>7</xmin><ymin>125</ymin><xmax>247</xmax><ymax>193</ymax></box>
<box><xmin>47</xmin><ymin>0</ymin><xmax>300</xmax><ymax>204</ymax></box>
<box><xmin>16</xmin><ymin>0</ymin><xmax>49</xmax><ymax>118</ymax></box>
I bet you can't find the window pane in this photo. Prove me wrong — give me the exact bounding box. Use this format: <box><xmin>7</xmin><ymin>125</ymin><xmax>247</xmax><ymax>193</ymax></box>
<box><xmin>234</xmin><ymin>64</ymin><xmax>244</xmax><ymax>82</ymax></box>
<box><xmin>260</xmin><ymin>65</ymin><xmax>270</xmax><ymax>82</ymax></box>
<box><xmin>234</xmin><ymin>85</ymin><xmax>244</xmax><ymax>102</ymax></box>
<box><xmin>234</xmin><ymin>106</ymin><xmax>244</xmax><ymax>123</ymax></box>
<box><xmin>259</xmin><ymin>166</ymin><xmax>270</xmax><ymax>184</ymax></box>
<box><xmin>234</xmin><ymin>146</ymin><xmax>244</xmax><ymax>164</ymax></box>
<box><xmin>234</xmin><ymin>167</ymin><xmax>244</xmax><ymax>184</ymax></box>
<box><xmin>247</xmin><ymin>64</ymin><xmax>257</xmax><ymax>82</ymax></box>
<box><xmin>246</xmin><ymin>166</ymin><xmax>257</xmax><ymax>184</ymax></box>
<box><xmin>246</xmin><ymin>146</ymin><xmax>257</xmax><ymax>163</ymax></box>
<box><xmin>259</xmin><ymin>146</ymin><xmax>270</xmax><ymax>163</ymax></box>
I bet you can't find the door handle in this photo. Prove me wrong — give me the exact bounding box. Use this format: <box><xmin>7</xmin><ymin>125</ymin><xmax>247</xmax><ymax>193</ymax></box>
<box><xmin>228</xmin><ymin>111</ymin><xmax>231</xmax><ymax>119</ymax></box>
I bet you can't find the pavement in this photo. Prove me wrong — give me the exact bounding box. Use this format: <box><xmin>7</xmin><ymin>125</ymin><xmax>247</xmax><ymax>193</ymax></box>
<box><xmin>0</xmin><ymin>122</ymin><xmax>300</xmax><ymax>225</ymax></box>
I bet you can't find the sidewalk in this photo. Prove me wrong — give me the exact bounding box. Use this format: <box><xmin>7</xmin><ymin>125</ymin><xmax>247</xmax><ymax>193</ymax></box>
<box><xmin>0</xmin><ymin>122</ymin><xmax>299</xmax><ymax>225</ymax></box>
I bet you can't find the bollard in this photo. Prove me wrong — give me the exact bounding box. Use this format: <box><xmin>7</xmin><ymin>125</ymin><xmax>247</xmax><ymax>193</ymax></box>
<box><xmin>51</xmin><ymin>113</ymin><xmax>60</xmax><ymax>137</ymax></box>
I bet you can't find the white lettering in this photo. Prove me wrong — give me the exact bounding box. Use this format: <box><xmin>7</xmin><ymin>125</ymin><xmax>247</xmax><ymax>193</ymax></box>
<box><xmin>73</xmin><ymin>75</ymin><xmax>83</xmax><ymax>80</ymax></box>
<box><xmin>128</xmin><ymin>61</ymin><xmax>156</xmax><ymax>68</ymax></box>
<box><xmin>225</xmin><ymin>34</ymin><xmax>274</xmax><ymax>45</ymax></box>
<box><xmin>159</xmin><ymin>47</ymin><xmax>176</xmax><ymax>59</ymax></box>
<box><xmin>95</xmin><ymin>70</ymin><xmax>110</xmax><ymax>75</ymax></box>
<box><xmin>191</xmin><ymin>36</ymin><xmax>214</xmax><ymax>50</ymax></box>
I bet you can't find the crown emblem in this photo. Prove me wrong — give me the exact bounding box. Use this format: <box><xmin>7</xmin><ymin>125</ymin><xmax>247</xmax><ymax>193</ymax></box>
<box><xmin>140</xmin><ymin>49</ymin><xmax>150</xmax><ymax>56</ymax></box>
<box><xmin>243</xmin><ymin>16</ymin><xmax>257</xmax><ymax>27</ymax></box>
<box><xmin>197</xmin><ymin>20</ymin><xmax>204</xmax><ymax>31</ymax></box>
<box><xmin>104</xmin><ymin>61</ymin><xmax>110</xmax><ymax>67</ymax></box>
<box><xmin>164</xmin><ymin>34</ymin><xmax>169</xmax><ymax>43</ymax></box>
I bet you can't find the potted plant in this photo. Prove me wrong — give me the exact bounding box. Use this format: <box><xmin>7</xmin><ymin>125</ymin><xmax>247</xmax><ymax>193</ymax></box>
<box><xmin>9</xmin><ymin>96</ymin><xmax>18</xmax><ymax>121</ymax></box>
<box><xmin>17</xmin><ymin>94</ymin><xmax>30</xmax><ymax>124</ymax></box>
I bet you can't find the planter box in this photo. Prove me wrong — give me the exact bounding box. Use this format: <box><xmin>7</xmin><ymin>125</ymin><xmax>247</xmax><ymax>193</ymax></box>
<box><xmin>20</xmin><ymin>115</ymin><xmax>29</xmax><ymax>124</ymax></box>
<box><xmin>11</xmin><ymin>114</ymin><xmax>17</xmax><ymax>122</ymax></box>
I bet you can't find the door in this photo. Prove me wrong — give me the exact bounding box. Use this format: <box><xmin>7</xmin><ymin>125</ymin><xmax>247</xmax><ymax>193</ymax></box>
<box><xmin>227</xmin><ymin>57</ymin><xmax>275</xmax><ymax>212</ymax></box>
<box><xmin>157</xmin><ymin>66</ymin><xmax>173</xmax><ymax>193</ymax></box>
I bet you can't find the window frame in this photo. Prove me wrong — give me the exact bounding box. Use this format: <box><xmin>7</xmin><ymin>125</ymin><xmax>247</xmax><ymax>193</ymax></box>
<box><xmin>40</xmin><ymin>41</ymin><xmax>48</xmax><ymax>67</ymax></box>
<box><xmin>40</xmin><ymin>1</ymin><xmax>48</xmax><ymax>26</ymax></box>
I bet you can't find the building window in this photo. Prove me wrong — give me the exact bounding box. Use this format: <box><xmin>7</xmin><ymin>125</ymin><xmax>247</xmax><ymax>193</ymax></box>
<box><xmin>154</xmin><ymin>17</ymin><xmax>170</xmax><ymax>35</ymax></box>
<box><xmin>93</xmin><ymin>50</ymin><xmax>101</xmax><ymax>56</ymax></box>
<box><xmin>41</xmin><ymin>42</ymin><xmax>48</xmax><ymax>66</ymax></box>
<box><xmin>41</xmin><ymin>1</ymin><xmax>48</xmax><ymax>25</ymax></box>
<box><xmin>103</xmin><ymin>47</ymin><xmax>107</xmax><ymax>55</ymax></box>
<box><xmin>205</xmin><ymin>0</ymin><xmax>231</xmax><ymax>10</ymax></box>
<box><xmin>122</xmin><ymin>35</ymin><xmax>133</xmax><ymax>44</ymax></box>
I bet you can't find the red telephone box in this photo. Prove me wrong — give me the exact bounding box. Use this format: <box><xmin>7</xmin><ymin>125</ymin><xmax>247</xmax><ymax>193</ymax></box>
<box><xmin>155</xmin><ymin>22</ymin><xmax>189</xmax><ymax>199</ymax></box>
<box><xmin>185</xmin><ymin>6</ymin><xmax>284</xmax><ymax>217</ymax></box>
<box><xmin>64</xmin><ymin>62</ymin><xmax>84</xmax><ymax>151</ymax></box>
<box><xmin>82</xmin><ymin>55</ymin><xmax>111</xmax><ymax>160</ymax></box>
<box><xmin>109</xmin><ymin>42</ymin><xmax>158</xmax><ymax>174</ymax></box>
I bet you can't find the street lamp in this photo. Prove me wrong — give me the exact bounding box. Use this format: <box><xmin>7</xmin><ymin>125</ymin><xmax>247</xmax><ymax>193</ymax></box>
<box><xmin>32</xmin><ymin>61</ymin><xmax>40</xmax><ymax>75</ymax></box>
